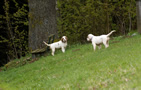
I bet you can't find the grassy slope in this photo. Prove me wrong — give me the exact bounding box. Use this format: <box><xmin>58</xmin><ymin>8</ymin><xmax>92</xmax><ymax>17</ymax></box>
<box><xmin>0</xmin><ymin>35</ymin><xmax>141</xmax><ymax>89</ymax></box>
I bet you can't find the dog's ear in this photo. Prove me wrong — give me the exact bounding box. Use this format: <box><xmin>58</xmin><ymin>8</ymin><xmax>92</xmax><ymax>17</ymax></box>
<box><xmin>65</xmin><ymin>36</ymin><xmax>68</xmax><ymax>40</ymax></box>
<box><xmin>61</xmin><ymin>37</ymin><xmax>64</xmax><ymax>42</ymax></box>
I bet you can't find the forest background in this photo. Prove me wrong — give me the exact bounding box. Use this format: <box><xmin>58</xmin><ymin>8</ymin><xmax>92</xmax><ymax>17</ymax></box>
<box><xmin>0</xmin><ymin>0</ymin><xmax>137</xmax><ymax>66</ymax></box>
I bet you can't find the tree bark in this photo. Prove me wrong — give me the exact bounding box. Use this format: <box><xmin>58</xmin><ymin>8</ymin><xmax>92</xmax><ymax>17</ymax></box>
<box><xmin>28</xmin><ymin>0</ymin><xmax>58</xmax><ymax>58</ymax></box>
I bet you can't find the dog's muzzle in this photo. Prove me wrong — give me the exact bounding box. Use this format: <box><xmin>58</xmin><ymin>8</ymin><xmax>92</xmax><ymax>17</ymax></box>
<box><xmin>87</xmin><ymin>38</ymin><xmax>91</xmax><ymax>41</ymax></box>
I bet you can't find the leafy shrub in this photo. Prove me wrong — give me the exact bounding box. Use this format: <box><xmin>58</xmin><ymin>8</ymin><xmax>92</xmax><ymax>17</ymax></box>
<box><xmin>57</xmin><ymin>0</ymin><xmax>136</xmax><ymax>43</ymax></box>
<box><xmin>0</xmin><ymin>0</ymin><xmax>28</xmax><ymax>61</ymax></box>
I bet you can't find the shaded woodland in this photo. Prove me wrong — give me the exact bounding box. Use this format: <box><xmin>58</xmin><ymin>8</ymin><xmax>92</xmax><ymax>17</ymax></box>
<box><xmin>0</xmin><ymin>0</ymin><xmax>28</xmax><ymax>66</ymax></box>
<box><xmin>0</xmin><ymin>0</ymin><xmax>137</xmax><ymax>66</ymax></box>
<box><xmin>57</xmin><ymin>0</ymin><xmax>137</xmax><ymax>42</ymax></box>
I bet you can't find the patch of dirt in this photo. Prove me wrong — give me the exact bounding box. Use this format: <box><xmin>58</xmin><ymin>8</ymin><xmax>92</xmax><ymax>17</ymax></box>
<box><xmin>123</xmin><ymin>35</ymin><xmax>132</xmax><ymax>38</ymax></box>
<box><xmin>29</xmin><ymin>58</ymin><xmax>39</xmax><ymax>64</ymax></box>
<box><xmin>111</xmin><ymin>41</ymin><xmax>120</xmax><ymax>44</ymax></box>
<box><xmin>0</xmin><ymin>68</ymin><xmax>2</xmax><ymax>72</ymax></box>
<box><xmin>72</xmin><ymin>49</ymin><xmax>80</xmax><ymax>52</ymax></box>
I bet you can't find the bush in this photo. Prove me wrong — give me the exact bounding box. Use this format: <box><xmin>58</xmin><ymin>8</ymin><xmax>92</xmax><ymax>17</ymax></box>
<box><xmin>57</xmin><ymin>0</ymin><xmax>136</xmax><ymax>43</ymax></box>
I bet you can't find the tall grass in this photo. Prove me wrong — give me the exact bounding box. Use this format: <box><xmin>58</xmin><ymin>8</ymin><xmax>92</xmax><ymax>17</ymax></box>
<box><xmin>0</xmin><ymin>35</ymin><xmax>141</xmax><ymax>89</ymax></box>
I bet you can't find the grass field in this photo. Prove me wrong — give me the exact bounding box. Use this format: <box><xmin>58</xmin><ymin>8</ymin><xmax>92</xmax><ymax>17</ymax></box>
<box><xmin>0</xmin><ymin>35</ymin><xmax>141</xmax><ymax>89</ymax></box>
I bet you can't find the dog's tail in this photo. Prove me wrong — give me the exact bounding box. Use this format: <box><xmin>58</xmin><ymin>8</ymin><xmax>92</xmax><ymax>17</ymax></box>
<box><xmin>107</xmin><ymin>30</ymin><xmax>116</xmax><ymax>37</ymax></box>
<box><xmin>43</xmin><ymin>41</ymin><xmax>50</xmax><ymax>46</ymax></box>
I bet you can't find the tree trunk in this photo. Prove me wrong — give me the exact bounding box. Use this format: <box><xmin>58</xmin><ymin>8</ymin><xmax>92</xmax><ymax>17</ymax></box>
<box><xmin>105</xmin><ymin>0</ymin><xmax>109</xmax><ymax>33</ymax></box>
<box><xmin>28</xmin><ymin>0</ymin><xmax>58</xmax><ymax>58</ymax></box>
<box><xmin>4</xmin><ymin>0</ymin><xmax>18</xmax><ymax>59</ymax></box>
<box><xmin>136</xmin><ymin>0</ymin><xmax>141</xmax><ymax>34</ymax></box>
<box><xmin>129</xmin><ymin>3</ymin><xmax>131</xmax><ymax>32</ymax></box>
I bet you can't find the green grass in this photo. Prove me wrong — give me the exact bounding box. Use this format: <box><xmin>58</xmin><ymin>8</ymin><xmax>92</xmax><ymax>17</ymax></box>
<box><xmin>0</xmin><ymin>35</ymin><xmax>141</xmax><ymax>89</ymax></box>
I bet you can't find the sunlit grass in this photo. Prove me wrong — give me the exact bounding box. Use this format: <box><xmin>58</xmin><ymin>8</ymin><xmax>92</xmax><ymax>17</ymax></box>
<box><xmin>0</xmin><ymin>35</ymin><xmax>141</xmax><ymax>89</ymax></box>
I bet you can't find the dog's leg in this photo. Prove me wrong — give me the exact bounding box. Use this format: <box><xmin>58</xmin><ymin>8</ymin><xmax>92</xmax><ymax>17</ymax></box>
<box><xmin>103</xmin><ymin>40</ymin><xmax>109</xmax><ymax>48</ymax></box>
<box><xmin>98</xmin><ymin>44</ymin><xmax>101</xmax><ymax>49</ymax></box>
<box><xmin>106</xmin><ymin>40</ymin><xmax>109</xmax><ymax>47</ymax></box>
<box><xmin>61</xmin><ymin>47</ymin><xmax>65</xmax><ymax>53</ymax></box>
<box><xmin>51</xmin><ymin>48</ymin><xmax>55</xmax><ymax>56</ymax></box>
<box><xmin>92</xmin><ymin>42</ymin><xmax>96</xmax><ymax>51</ymax></box>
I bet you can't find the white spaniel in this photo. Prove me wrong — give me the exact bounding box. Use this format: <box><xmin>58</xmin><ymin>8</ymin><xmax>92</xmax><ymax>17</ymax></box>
<box><xmin>43</xmin><ymin>36</ymin><xmax>68</xmax><ymax>56</ymax></box>
<box><xmin>87</xmin><ymin>30</ymin><xmax>116</xmax><ymax>51</ymax></box>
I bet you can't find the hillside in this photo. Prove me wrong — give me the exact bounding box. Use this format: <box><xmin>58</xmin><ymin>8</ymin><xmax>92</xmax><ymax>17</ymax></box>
<box><xmin>0</xmin><ymin>35</ymin><xmax>141</xmax><ymax>89</ymax></box>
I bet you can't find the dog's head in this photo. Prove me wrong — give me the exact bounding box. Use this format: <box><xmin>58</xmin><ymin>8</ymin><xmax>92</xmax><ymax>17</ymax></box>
<box><xmin>61</xmin><ymin>36</ymin><xmax>68</xmax><ymax>43</ymax></box>
<box><xmin>87</xmin><ymin>34</ymin><xmax>94</xmax><ymax>41</ymax></box>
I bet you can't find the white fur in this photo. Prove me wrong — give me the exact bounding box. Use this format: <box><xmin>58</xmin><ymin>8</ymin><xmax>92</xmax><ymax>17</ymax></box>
<box><xmin>87</xmin><ymin>30</ymin><xmax>116</xmax><ymax>51</ymax></box>
<box><xmin>43</xmin><ymin>36</ymin><xmax>67</xmax><ymax>56</ymax></box>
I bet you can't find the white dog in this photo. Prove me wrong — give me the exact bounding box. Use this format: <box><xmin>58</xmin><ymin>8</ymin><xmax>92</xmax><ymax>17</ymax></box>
<box><xmin>87</xmin><ymin>30</ymin><xmax>116</xmax><ymax>51</ymax></box>
<box><xmin>43</xmin><ymin>36</ymin><xmax>68</xmax><ymax>56</ymax></box>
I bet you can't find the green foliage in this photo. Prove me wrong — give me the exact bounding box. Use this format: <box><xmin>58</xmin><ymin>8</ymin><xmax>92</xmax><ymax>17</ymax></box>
<box><xmin>57</xmin><ymin>0</ymin><xmax>136</xmax><ymax>43</ymax></box>
<box><xmin>0</xmin><ymin>35</ymin><xmax>141</xmax><ymax>89</ymax></box>
<box><xmin>0</xmin><ymin>0</ymin><xmax>28</xmax><ymax>60</ymax></box>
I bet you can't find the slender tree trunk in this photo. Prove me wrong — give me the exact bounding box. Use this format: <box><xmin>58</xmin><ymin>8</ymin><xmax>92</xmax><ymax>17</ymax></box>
<box><xmin>136</xmin><ymin>0</ymin><xmax>141</xmax><ymax>34</ymax></box>
<box><xmin>28</xmin><ymin>0</ymin><xmax>58</xmax><ymax>58</ymax></box>
<box><xmin>105</xmin><ymin>0</ymin><xmax>109</xmax><ymax>33</ymax></box>
<box><xmin>129</xmin><ymin>3</ymin><xmax>132</xmax><ymax>32</ymax></box>
<box><xmin>4</xmin><ymin>0</ymin><xmax>18</xmax><ymax>59</ymax></box>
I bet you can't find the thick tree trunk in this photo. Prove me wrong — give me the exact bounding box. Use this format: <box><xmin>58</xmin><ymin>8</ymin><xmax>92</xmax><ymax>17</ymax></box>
<box><xmin>136</xmin><ymin>0</ymin><xmax>141</xmax><ymax>34</ymax></box>
<box><xmin>28</xmin><ymin>0</ymin><xmax>58</xmax><ymax>58</ymax></box>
